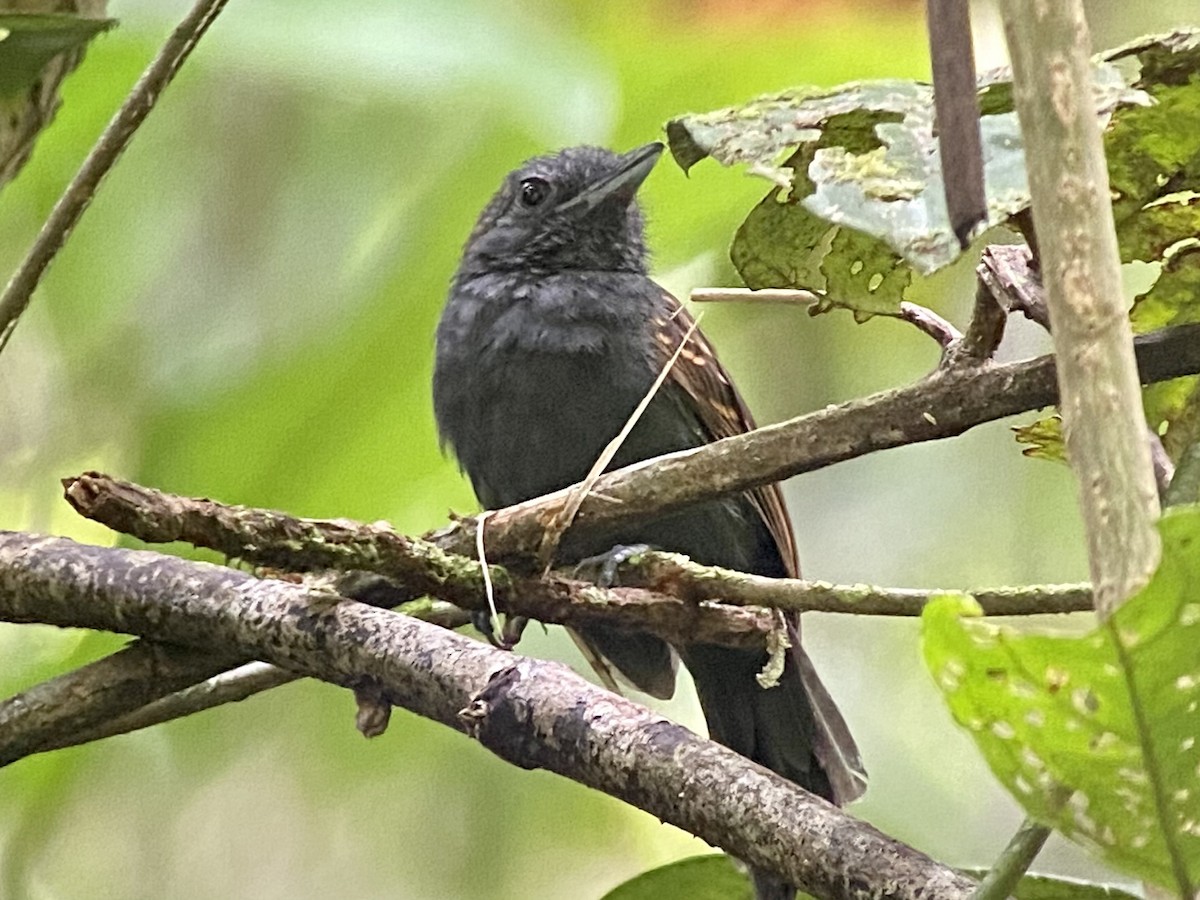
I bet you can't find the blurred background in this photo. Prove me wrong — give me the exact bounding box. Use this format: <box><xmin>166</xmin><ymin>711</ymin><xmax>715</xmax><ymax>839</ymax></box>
<box><xmin>0</xmin><ymin>1</ymin><xmax>1194</xmax><ymax>897</ymax></box>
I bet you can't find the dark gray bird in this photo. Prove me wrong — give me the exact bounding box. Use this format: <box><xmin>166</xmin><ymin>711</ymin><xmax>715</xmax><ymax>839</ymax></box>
<box><xmin>433</xmin><ymin>142</ymin><xmax>866</xmax><ymax>900</ymax></box>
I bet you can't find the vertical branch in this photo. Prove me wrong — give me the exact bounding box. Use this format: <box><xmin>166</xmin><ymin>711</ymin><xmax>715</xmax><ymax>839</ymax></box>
<box><xmin>999</xmin><ymin>0</ymin><xmax>1160</xmax><ymax>617</ymax></box>
<box><xmin>926</xmin><ymin>0</ymin><xmax>987</xmax><ymax>248</ymax></box>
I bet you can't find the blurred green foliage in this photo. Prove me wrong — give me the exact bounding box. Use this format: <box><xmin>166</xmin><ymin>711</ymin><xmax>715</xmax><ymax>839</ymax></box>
<box><xmin>0</xmin><ymin>1</ymin><xmax>1193</xmax><ymax>898</ymax></box>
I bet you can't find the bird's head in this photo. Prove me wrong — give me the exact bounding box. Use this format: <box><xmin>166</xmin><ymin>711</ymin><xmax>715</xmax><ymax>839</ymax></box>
<box><xmin>458</xmin><ymin>143</ymin><xmax>662</xmax><ymax>277</ymax></box>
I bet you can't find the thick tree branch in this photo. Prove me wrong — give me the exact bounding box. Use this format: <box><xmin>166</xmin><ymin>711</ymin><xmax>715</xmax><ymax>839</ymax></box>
<box><xmin>0</xmin><ymin>531</ymin><xmax>979</xmax><ymax>900</ymax></box>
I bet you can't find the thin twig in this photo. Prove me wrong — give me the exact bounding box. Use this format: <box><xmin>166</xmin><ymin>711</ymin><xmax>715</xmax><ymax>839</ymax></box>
<box><xmin>897</xmin><ymin>300</ymin><xmax>963</xmax><ymax>348</ymax></box>
<box><xmin>977</xmin><ymin>244</ymin><xmax>1049</xmax><ymax>330</ymax></box>
<box><xmin>969</xmin><ymin>818</ymin><xmax>1054</xmax><ymax>900</ymax></box>
<box><xmin>690</xmin><ymin>287</ymin><xmax>820</xmax><ymax>306</ymax></box>
<box><xmin>926</xmin><ymin>0</ymin><xmax>987</xmax><ymax>248</ymax></box>
<box><xmin>949</xmin><ymin>278</ymin><xmax>1009</xmax><ymax>366</ymax></box>
<box><xmin>0</xmin><ymin>0</ymin><xmax>234</xmax><ymax>354</ymax></box>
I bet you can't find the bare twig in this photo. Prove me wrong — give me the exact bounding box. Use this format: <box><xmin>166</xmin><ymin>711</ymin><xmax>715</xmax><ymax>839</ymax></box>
<box><xmin>0</xmin><ymin>0</ymin><xmax>233</xmax><ymax>354</ymax></box>
<box><xmin>969</xmin><ymin>818</ymin><xmax>1054</xmax><ymax>900</ymax></box>
<box><xmin>428</xmin><ymin>322</ymin><xmax>1200</xmax><ymax>566</ymax></box>
<box><xmin>690</xmin><ymin>287</ymin><xmax>820</xmax><ymax>306</ymax></box>
<box><xmin>977</xmin><ymin>244</ymin><xmax>1049</xmax><ymax>330</ymax></box>
<box><xmin>898</xmin><ymin>300</ymin><xmax>963</xmax><ymax>348</ymax></box>
<box><xmin>949</xmin><ymin>278</ymin><xmax>1009</xmax><ymax>366</ymax></box>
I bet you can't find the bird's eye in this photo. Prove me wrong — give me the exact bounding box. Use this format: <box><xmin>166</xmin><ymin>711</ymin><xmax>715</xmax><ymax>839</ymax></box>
<box><xmin>518</xmin><ymin>177</ymin><xmax>551</xmax><ymax>208</ymax></box>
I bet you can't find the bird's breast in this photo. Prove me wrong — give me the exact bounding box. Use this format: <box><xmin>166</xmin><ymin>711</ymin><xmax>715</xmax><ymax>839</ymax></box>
<box><xmin>434</xmin><ymin>274</ymin><xmax>659</xmax><ymax>509</ymax></box>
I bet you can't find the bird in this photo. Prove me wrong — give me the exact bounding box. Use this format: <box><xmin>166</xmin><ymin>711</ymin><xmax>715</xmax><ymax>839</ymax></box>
<box><xmin>432</xmin><ymin>141</ymin><xmax>866</xmax><ymax>900</ymax></box>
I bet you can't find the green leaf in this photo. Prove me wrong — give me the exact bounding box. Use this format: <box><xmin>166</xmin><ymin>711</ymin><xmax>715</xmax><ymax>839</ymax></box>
<box><xmin>922</xmin><ymin>506</ymin><xmax>1200</xmax><ymax>893</ymax></box>
<box><xmin>600</xmin><ymin>855</ymin><xmax>757</xmax><ymax>900</ymax></box>
<box><xmin>1012</xmin><ymin>416</ymin><xmax>1067</xmax><ymax>463</ymax></box>
<box><xmin>669</xmin><ymin>29</ymin><xmax>1200</xmax><ymax>323</ymax></box>
<box><xmin>666</xmin><ymin>59</ymin><xmax>1145</xmax><ymax>290</ymax></box>
<box><xmin>0</xmin><ymin>14</ymin><xmax>116</xmax><ymax>97</ymax></box>
<box><xmin>960</xmin><ymin>870</ymin><xmax>1141</xmax><ymax>900</ymax></box>
<box><xmin>1130</xmin><ymin>243</ymin><xmax>1200</xmax><ymax>459</ymax></box>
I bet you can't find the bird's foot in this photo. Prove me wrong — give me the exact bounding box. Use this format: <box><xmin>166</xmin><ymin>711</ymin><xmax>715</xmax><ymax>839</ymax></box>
<box><xmin>472</xmin><ymin>611</ymin><xmax>529</xmax><ymax>650</ymax></box>
<box><xmin>573</xmin><ymin>543</ymin><xmax>653</xmax><ymax>588</ymax></box>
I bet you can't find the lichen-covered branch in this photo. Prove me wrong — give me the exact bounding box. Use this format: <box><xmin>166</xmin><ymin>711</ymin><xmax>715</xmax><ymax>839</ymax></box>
<box><xmin>61</xmin><ymin>475</ymin><xmax>774</xmax><ymax>649</ymax></box>
<box><xmin>63</xmin><ymin>473</ymin><xmax>1096</xmax><ymax>619</ymax></box>
<box><xmin>0</xmin><ymin>531</ymin><xmax>979</xmax><ymax>900</ymax></box>
<box><xmin>1001</xmin><ymin>0</ymin><xmax>1161</xmax><ymax>617</ymax></box>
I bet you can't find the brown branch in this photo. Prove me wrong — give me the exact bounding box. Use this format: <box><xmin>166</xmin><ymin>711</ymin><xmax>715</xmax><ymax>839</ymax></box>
<box><xmin>897</xmin><ymin>300</ymin><xmax>963</xmax><ymax>348</ymax></box>
<box><xmin>0</xmin><ymin>531</ymin><xmax>979</xmax><ymax>900</ymax></box>
<box><xmin>61</xmin><ymin>474</ymin><xmax>774</xmax><ymax>649</ymax></box>
<box><xmin>948</xmin><ymin>277</ymin><xmax>1009</xmax><ymax>366</ymax></box>
<box><xmin>0</xmin><ymin>591</ymin><xmax>469</xmax><ymax>763</ymax></box>
<box><xmin>428</xmin><ymin>322</ymin><xmax>1200</xmax><ymax>564</ymax></box>
<box><xmin>0</xmin><ymin>639</ymin><xmax>238</xmax><ymax>766</ymax></box>
<box><xmin>977</xmin><ymin>244</ymin><xmax>1049</xmax><ymax>330</ymax></box>
<box><xmin>63</xmin><ymin>472</ymin><xmax>1096</xmax><ymax>619</ymax></box>
<box><xmin>0</xmin><ymin>0</ymin><xmax>233</xmax><ymax>354</ymax></box>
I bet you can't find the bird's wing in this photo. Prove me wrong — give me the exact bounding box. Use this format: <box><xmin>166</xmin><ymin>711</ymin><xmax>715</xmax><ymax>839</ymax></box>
<box><xmin>649</xmin><ymin>290</ymin><xmax>800</xmax><ymax>578</ymax></box>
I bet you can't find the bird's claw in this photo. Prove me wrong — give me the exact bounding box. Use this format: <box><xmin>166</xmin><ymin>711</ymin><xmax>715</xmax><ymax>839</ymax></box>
<box><xmin>472</xmin><ymin>611</ymin><xmax>528</xmax><ymax>650</ymax></box>
<box><xmin>573</xmin><ymin>543</ymin><xmax>652</xmax><ymax>588</ymax></box>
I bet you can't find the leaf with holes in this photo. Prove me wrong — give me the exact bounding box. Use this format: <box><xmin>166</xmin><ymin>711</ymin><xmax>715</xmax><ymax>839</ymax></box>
<box><xmin>923</xmin><ymin>505</ymin><xmax>1200</xmax><ymax>894</ymax></box>
<box><xmin>668</xmin><ymin>29</ymin><xmax>1200</xmax><ymax>323</ymax></box>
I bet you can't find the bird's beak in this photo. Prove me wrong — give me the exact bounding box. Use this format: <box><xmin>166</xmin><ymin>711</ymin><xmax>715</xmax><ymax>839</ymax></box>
<box><xmin>558</xmin><ymin>142</ymin><xmax>664</xmax><ymax>214</ymax></box>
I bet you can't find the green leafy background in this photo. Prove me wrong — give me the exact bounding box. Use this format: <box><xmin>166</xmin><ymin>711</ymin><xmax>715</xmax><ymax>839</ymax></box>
<box><xmin>0</xmin><ymin>1</ymin><xmax>1192</xmax><ymax>897</ymax></box>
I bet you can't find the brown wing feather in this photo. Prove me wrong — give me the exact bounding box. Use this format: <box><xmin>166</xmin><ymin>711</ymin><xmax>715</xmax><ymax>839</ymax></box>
<box><xmin>649</xmin><ymin>290</ymin><xmax>799</xmax><ymax>579</ymax></box>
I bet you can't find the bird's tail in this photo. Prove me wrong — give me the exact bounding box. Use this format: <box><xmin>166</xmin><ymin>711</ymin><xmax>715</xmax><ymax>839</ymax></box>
<box><xmin>680</xmin><ymin>625</ymin><xmax>865</xmax><ymax>900</ymax></box>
